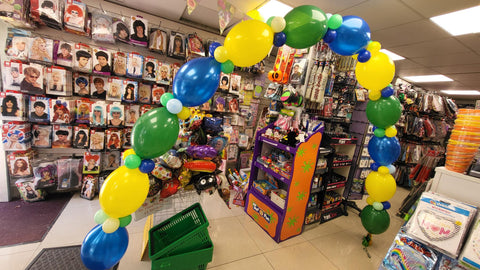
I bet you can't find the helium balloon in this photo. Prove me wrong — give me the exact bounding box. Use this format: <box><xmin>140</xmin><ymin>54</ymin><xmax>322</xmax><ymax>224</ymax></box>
<box><xmin>370</xmin><ymin>162</ymin><xmax>380</xmax><ymax>171</ymax></box>
<box><xmin>366</xmin><ymin>96</ymin><xmax>402</xmax><ymax>129</ymax></box>
<box><xmin>378</xmin><ymin>166</ymin><xmax>390</xmax><ymax>175</ymax></box>
<box><xmin>327</xmin><ymin>14</ymin><xmax>343</xmax><ymax>29</ymax></box>
<box><xmin>119</xmin><ymin>215</ymin><xmax>132</xmax><ymax>227</ymax></box>
<box><xmin>368</xmin><ymin>136</ymin><xmax>401</xmax><ymax>165</ymax></box>
<box><xmin>369</xmin><ymin>90</ymin><xmax>381</xmax><ymax>101</ymax></box>
<box><xmin>355</xmin><ymin>51</ymin><xmax>395</xmax><ymax>91</ymax></box>
<box><xmin>381</xmin><ymin>85</ymin><xmax>394</xmax><ymax>97</ymax></box>
<box><xmin>166</xmin><ymin>99</ymin><xmax>183</xmax><ymax>114</ymax></box>
<box><xmin>81</xmin><ymin>225</ymin><xmax>129</xmax><ymax>270</ymax></box>
<box><xmin>374</xmin><ymin>128</ymin><xmax>385</xmax><ymax>138</ymax></box>
<box><xmin>102</xmin><ymin>217</ymin><xmax>120</xmax><ymax>233</ymax></box>
<box><xmin>328</xmin><ymin>16</ymin><xmax>371</xmax><ymax>56</ymax></box>
<box><xmin>382</xmin><ymin>201</ymin><xmax>391</xmax><ymax>210</ymax></box>
<box><xmin>373</xmin><ymin>201</ymin><xmax>384</xmax><ymax>211</ymax></box>
<box><xmin>122</xmin><ymin>149</ymin><xmax>135</xmax><ymax>160</ymax></box>
<box><xmin>271</xmin><ymin>16</ymin><xmax>286</xmax><ymax>32</ymax></box>
<box><xmin>124</xmin><ymin>154</ymin><xmax>141</xmax><ymax>169</ymax></box>
<box><xmin>367</xmin><ymin>41</ymin><xmax>381</xmax><ymax>53</ymax></box>
<box><xmin>177</xmin><ymin>107</ymin><xmax>191</xmax><ymax>120</ymax></box>
<box><xmin>361</xmin><ymin>205</ymin><xmax>390</xmax><ymax>234</ymax></box>
<box><xmin>357</xmin><ymin>49</ymin><xmax>371</xmax><ymax>63</ymax></box>
<box><xmin>214</xmin><ymin>46</ymin><xmax>228</xmax><ymax>63</ymax></box>
<box><xmin>94</xmin><ymin>209</ymin><xmax>108</xmax><ymax>224</ymax></box>
<box><xmin>224</xmin><ymin>20</ymin><xmax>273</xmax><ymax>67</ymax></box>
<box><xmin>208</xmin><ymin>42</ymin><xmax>221</xmax><ymax>57</ymax></box>
<box><xmin>283</xmin><ymin>5</ymin><xmax>328</xmax><ymax>49</ymax></box>
<box><xmin>173</xmin><ymin>57</ymin><xmax>221</xmax><ymax>107</ymax></box>
<box><xmin>139</xmin><ymin>159</ymin><xmax>155</xmax><ymax>174</ymax></box>
<box><xmin>366</xmin><ymin>197</ymin><xmax>375</xmax><ymax>205</ymax></box>
<box><xmin>323</xmin><ymin>29</ymin><xmax>336</xmax><ymax>43</ymax></box>
<box><xmin>266</xmin><ymin>16</ymin><xmax>274</xmax><ymax>26</ymax></box>
<box><xmin>365</xmin><ymin>171</ymin><xmax>396</xmax><ymax>202</ymax></box>
<box><xmin>100</xmin><ymin>166</ymin><xmax>150</xmax><ymax>218</ymax></box>
<box><xmin>385</xmin><ymin>126</ymin><xmax>397</xmax><ymax>137</ymax></box>
<box><xmin>273</xmin><ymin>32</ymin><xmax>287</xmax><ymax>47</ymax></box>
<box><xmin>387</xmin><ymin>165</ymin><xmax>396</xmax><ymax>175</ymax></box>
<box><xmin>132</xmin><ymin>107</ymin><xmax>179</xmax><ymax>159</ymax></box>
<box><xmin>221</xmin><ymin>60</ymin><xmax>234</xmax><ymax>74</ymax></box>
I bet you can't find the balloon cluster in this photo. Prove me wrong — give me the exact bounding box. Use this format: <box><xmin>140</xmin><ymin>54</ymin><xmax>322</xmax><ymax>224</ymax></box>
<box><xmin>80</xmin><ymin>4</ymin><xmax>402</xmax><ymax>269</ymax></box>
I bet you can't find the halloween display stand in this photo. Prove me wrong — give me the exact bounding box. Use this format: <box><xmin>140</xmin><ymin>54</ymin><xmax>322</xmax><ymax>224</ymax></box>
<box><xmin>244</xmin><ymin>123</ymin><xmax>324</xmax><ymax>243</ymax></box>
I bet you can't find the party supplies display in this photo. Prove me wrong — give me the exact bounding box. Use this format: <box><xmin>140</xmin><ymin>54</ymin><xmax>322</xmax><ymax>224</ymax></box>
<box><xmin>126</xmin><ymin>52</ymin><xmax>143</xmax><ymax>78</ymax></box>
<box><xmin>459</xmin><ymin>217</ymin><xmax>480</xmax><ymax>269</ymax></box>
<box><xmin>2</xmin><ymin>122</ymin><xmax>32</xmax><ymax>151</ymax></box>
<box><xmin>129</xmin><ymin>16</ymin><xmax>148</xmax><ymax>47</ymax></box>
<box><xmin>73</xmin><ymin>43</ymin><xmax>92</xmax><ymax>73</ymax></box>
<box><xmin>52</xmin><ymin>124</ymin><xmax>72</xmax><ymax>148</ymax></box>
<box><xmin>15</xmin><ymin>178</ymin><xmax>45</xmax><ymax>202</ymax></box>
<box><xmin>73</xmin><ymin>72</ymin><xmax>90</xmax><ymax>97</ymax></box>
<box><xmin>92</xmin><ymin>47</ymin><xmax>111</xmax><ymax>75</ymax></box>
<box><xmin>54</xmin><ymin>41</ymin><xmax>74</xmax><ymax>67</ymax></box>
<box><xmin>50</xmin><ymin>98</ymin><xmax>75</xmax><ymax>124</ymax></box>
<box><xmin>32</xmin><ymin>124</ymin><xmax>52</xmax><ymax>148</ymax></box>
<box><xmin>1</xmin><ymin>91</ymin><xmax>26</xmax><ymax>121</ymax></box>
<box><xmin>45</xmin><ymin>66</ymin><xmax>72</xmax><ymax>96</ymax></box>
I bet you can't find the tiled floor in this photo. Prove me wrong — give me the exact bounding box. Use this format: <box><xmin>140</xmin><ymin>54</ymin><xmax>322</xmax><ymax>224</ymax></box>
<box><xmin>0</xmin><ymin>187</ymin><xmax>410</xmax><ymax>269</ymax></box>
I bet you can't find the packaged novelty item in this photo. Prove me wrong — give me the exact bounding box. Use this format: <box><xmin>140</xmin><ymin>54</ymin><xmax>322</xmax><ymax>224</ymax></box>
<box><xmin>73</xmin><ymin>43</ymin><xmax>92</xmax><ymax>73</ymax></box>
<box><xmin>45</xmin><ymin>66</ymin><xmax>72</xmax><ymax>96</ymax></box>
<box><xmin>157</xmin><ymin>62</ymin><xmax>171</xmax><ymax>85</ymax></box>
<box><xmin>50</xmin><ymin>98</ymin><xmax>75</xmax><ymax>124</ymax></box>
<box><xmin>28</xmin><ymin>36</ymin><xmax>53</xmax><ymax>63</ymax></box>
<box><xmin>83</xmin><ymin>152</ymin><xmax>101</xmax><ymax>174</ymax></box>
<box><xmin>143</xmin><ymin>57</ymin><xmax>157</xmax><ymax>81</ymax></box>
<box><xmin>20</xmin><ymin>63</ymin><xmax>45</xmax><ymax>95</ymax></box>
<box><xmin>404</xmin><ymin>191</ymin><xmax>477</xmax><ymax>258</ymax></box>
<box><xmin>380</xmin><ymin>232</ymin><xmax>438</xmax><ymax>270</ymax></box>
<box><xmin>91</xmin><ymin>12</ymin><xmax>114</xmax><ymax>43</ymax></box>
<box><xmin>1</xmin><ymin>91</ymin><xmax>26</xmax><ymax>121</ymax></box>
<box><xmin>54</xmin><ymin>41</ymin><xmax>74</xmax><ymax>67</ymax></box>
<box><xmin>34</xmin><ymin>0</ymin><xmax>63</xmax><ymax>29</ymax></box>
<box><xmin>140</xmin><ymin>104</ymin><xmax>153</xmax><ymax>115</ymax></box>
<box><xmin>459</xmin><ymin>217</ymin><xmax>480</xmax><ymax>269</ymax></box>
<box><xmin>7</xmin><ymin>150</ymin><xmax>34</xmax><ymax>178</ymax></box>
<box><xmin>129</xmin><ymin>15</ymin><xmax>148</xmax><ymax>47</ymax></box>
<box><xmin>89</xmin><ymin>129</ymin><xmax>105</xmax><ymax>151</ymax></box>
<box><xmin>106</xmin><ymin>128</ymin><xmax>122</xmax><ymax>150</ymax></box>
<box><xmin>90</xmin><ymin>76</ymin><xmax>108</xmax><ymax>99</ymax></box>
<box><xmin>122</xmin><ymin>79</ymin><xmax>138</xmax><ymax>102</ymax></box>
<box><xmin>2</xmin><ymin>61</ymin><xmax>23</xmax><ymax>92</ymax></box>
<box><xmin>92</xmin><ymin>47</ymin><xmax>111</xmax><ymax>75</ymax></box>
<box><xmin>107</xmin><ymin>103</ymin><xmax>125</xmax><ymax>127</ymax></box>
<box><xmin>73</xmin><ymin>125</ymin><xmax>89</xmax><ymax>148</ymax></box>
<box><xmin>90</xmin><ymin>101</ymin><xmax>107</xmax><ymax>127</ymax></box>
<box><xmin>103</xmin><ymin>151</ymin><xmax>120</xmax><ymax>171</ymax></box>
<box><xmin>51</xmin><ymin>124</ymin><xmax>72</xmax><ymax>148</ymax></box>
<box><xmin>138</xmin><ymin>83</ymin><xmax>151</xmax><ymax>104</ymax></box>
<box><xmin>64</xmin><ymin>0</ymin><xmax>87</xmax><ymax>33</ymax></box>
<box><xmin>149</xmin><ymin>28</ymin><xmax>167</xmax><ymax>54</ymax></box>
<box><xmin>229</xmin><ymin>73</ymin><xmax>241</xmax><ymax>95</ymax></box>
<box><xmin>15</xmin><ymin>178</ymin><xmax>45</xmax><ymax>202</ymax></box>
<box><xmin>126</xmin><ymin>52</ymin><xmax>143</xmax><ymax>78</ymax></box>
<box><xmin>151</xmin><ymin>85</ymin><xmax>167</xmax><ymax>105</ymax></box>
<box><xmin>186</xmin><ymin>33</ymin><xmax>205</xmax><ymax>60</ymax></box>
<box><xmin>171</xmin><ymin>62</ymin><xmax>181</xmax><ymax>81</ymax></box>
<box><xmin>7</xmin><ymin>36</ymin><xmax>29</xmax><ymax>61</ymax></box>
<box><xmin>73</xmin><ymin>73</ymin><xmax>90</xmax><ymax>97</ymax></box>
<box><xmin>32</xmin><ymin>124</ymin><xmax>52</xmax><ymax>148</ymax></box>
<box><xmin>2</xmin><ymin>122</ymin><xmax>32</xmax><ymax>151</ymax></box>
<box><xmin>33</xmin><ymin>161</ymin><xmax>57</xmax><ymax>189</ymax></box>
<box><xmin>219</xmin><ymin>73</ymin><xmax>230</xmax><ymax>90</ymax></box>
<box><xmin>123</xmin><ymin>127</ymin><xmax>132</xmax><ymax>148</ymax></box>
<box><xmin>290</xmin><ymin>58</ymin><xmax>307</xmax><ymax>85</ymax></box>
<box><xmin>213</xmin><ymin>93</ymin><xmax>226</xmax><ymax>112</ymax></box>
<box><xmin>75</xmin><ymin>98</ymin><xmax>93</xmax><ymax>124</ymax></box>
<box><xmin>107</xmin><ymin>77</ymin><xmax>123</xmax><ymax>102</ymax></box>
<box><xmin>113</xmin><ymin>18</ymin><xmax>130</xmax><ymax>43</ymax></box>
<box><xmin>56</xmin><ymin>157</ymin><xmax>82</xmax><ymax>190</ymax></box>
<box><xmin>112</xmin><ymin>51</ymin><xmax>127</xmax><ymax>76</ymax></box>
<box><xmin>168</xmin><ymin>31</ymin><xmax>186</xmax><ymax>59</ymax></box>
<box><xmin>80</xmin><ymin>175</ymin><xmax>97</xmax><ymax>200</ymax></box>
<box><xmin>125</xmin><ymin>104</ymin><xmax>139</xmax><ymax>126</ymax></box>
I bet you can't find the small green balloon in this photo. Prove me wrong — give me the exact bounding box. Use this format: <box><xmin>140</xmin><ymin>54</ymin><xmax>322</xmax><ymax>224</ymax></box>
<box><xmin>119</xmin><ymin>215</ymin><xmax>132</xmax><ymax>227</ymax></box>
<box><xmin>283</xmin><ymin>5</ymin><xmax>328</xmax><ymax>49</ymax></box>
<box><xmin>160</xmin><ymin>93</ymin><xmax>174</xmax><ymax>107</ymax></box>
<box><xmin>94</xmin><ymin>209</ymin><xmax>109</xmax><ymax>224</ymax></box>
<box><xmin>327</xmin><ymin>14</ymin><xmax>343</xmax><ymax>29</ymax></box>
<box><xmin>266</xmin><ymin>16</ymin><xmax>275</xmax><ymax>26</ymax></box>
<box><xmin>221</xmin><ymin>60</ymin><xmax>234</xmax><ymax>74</ymax></box>
<box><xmin>366</xmin><ymin>96</ymin><xmax>402</xmax><ymax>129</ymax></box>
<box><xmin>374</xmin><ymin>128</ymin><xmax>385</xmax><ymax>138</ymax></box>
<box><xmin>372</xmin><ymin>201</ymin><xmax>384</xmax><ymax>211</ymax></box>
<box><xmin>125</xmin><ymin>154</ymin><xmax>142</xmax><ymax>169</ymax></box>
<box><xmin>361</xmin><ymin>205</ymin><xmax>390</xmax><ymax>234</ymax></box>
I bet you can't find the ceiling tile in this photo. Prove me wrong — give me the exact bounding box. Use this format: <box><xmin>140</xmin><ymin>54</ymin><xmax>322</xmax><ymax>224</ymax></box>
<box><xmin>411</xmin><ymin>81</ymin><xmax>468</xmax><ymax>91</ymax></box>
<box><xmin>372</xmin><ymin>19</ymin><xmax>450</xmax><ymax>47</ymax></box>
<box><xmin>283</xmin><ymin>0</ymin><xmax>368</xmax><ymax>14</ymax></box>
<box><xmin>401</xmin><ymin>0</ymin><xmax>480</xmax><ymax>18</ymax></box>
<box><xmin>390</xmin><ymin>38</ymin><xmax>471</xmax><ymax>58</ymax></box>
<box><xmin>107</xmin><ymin>0</ymin><xmax>187</xmax><ymax>21</ymax></box>
<box><xmin>411</xmin><ymin>52</ymin><xmax>480</xmax><ymax>67</ymax></box>
<box><xmin>393</xmin><ymin>59</ymin><xmax>425</xmax><ymax>70</ymax></box>
<box><xmin>396</xmin><ymin>67</ymin><xmax>438</xmax><ymax>77</ymax></box>
<box><xmin>433</xmin><ymin>64</ymin><xmax>480</xmax><ymax>74</ymax></box>
<box><xmin>448</xmin><ymin>73</ymin><xmax>480</xmax><ymax>84</ymax></box>
<box><xmin>340</xmin><ymin>0</ymin><xmax>422</xmax><ymax>31</ymax></box>
<box><xmin>456</xmin><ymin>35</ymin><xmax>480</xmax><ymax>54</ymax></box>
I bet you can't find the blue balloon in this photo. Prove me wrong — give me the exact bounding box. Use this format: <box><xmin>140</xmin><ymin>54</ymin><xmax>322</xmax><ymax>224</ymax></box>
<box><xmin>382</xmin><ymin>201</ymin><xmax>391</xmax><ymax>210</ymax></box>
<box><xmin>370</xmin><ymin>162</ymin><xmax>380</xmax><ymax>171</ymax></box>
<box><xmin>273</xmin><ymin>32</ymin><xmax>286</xmax><ymax>47</ymax></box>
<box><xmin>357</xmin><ymin>49</ymin><xmax>371</xmax><ymax>63</ymax></box>
<box><xmin>173</xmin><ymin>57</ymin><xmax>221</xmax><ymax>107</ymax></box>
<box><xmin>81</xmin><ymin>225</ymin><xmax>129</xmax><ymax>270</ymax></box>
<box><xmin>208</xmin><ymin>42</ymin><xmax>221</xmax><ymax>57</ymax></box>
<box><xmin>327</xmin><ymin>15</ymin><xmax>371</xmax><ymax>56</ymax></box>
<box><xmin>368</xmin><ymin>136</ymin><xmax>401</xmax><ymax>166</ymax></box>
<box><xmin>323</xmin><ymin>29</ymin><xmax>336</xmax><ymax>43</ymax></box>
<box><xmin>139</xmin><ymin>159</ymin><xmax>155</xmax><ymax>174</ymax></box>
<box><xmin>381</xmin><ymin>86</ymin><xmax>394</xmax><ymax>98</ymax></box>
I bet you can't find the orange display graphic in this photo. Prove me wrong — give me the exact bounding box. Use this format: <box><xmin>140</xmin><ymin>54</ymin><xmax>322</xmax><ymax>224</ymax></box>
<box><xmin>246</xmin><ymin>193</ymin><xmax>279</xmax><ymax>238</ymax></box>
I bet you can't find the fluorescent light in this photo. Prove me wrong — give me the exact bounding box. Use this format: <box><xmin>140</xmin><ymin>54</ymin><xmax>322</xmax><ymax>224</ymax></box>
<box><xmin>430</xmin><ymin>6</ymin><xmax>480</xmax><ymax>36</ymax></box>
<box><xmin>440</xmin><ymin>90</ymin><xmax>480</xmax><ymax>95</ymax></box>
<box><xmin>403</xmin><ymin>75</ymin><xmax>453</xmax><ymax>82</ymax></box>
<box><xmin>257</xmin><ymin>0</ymin><xmax>293</xmax><ymax>21</ymax></box>
<box><xmin>380</xmin><ymin>49</ymin><xmax>405</xmax><ymax>61</ymax></box>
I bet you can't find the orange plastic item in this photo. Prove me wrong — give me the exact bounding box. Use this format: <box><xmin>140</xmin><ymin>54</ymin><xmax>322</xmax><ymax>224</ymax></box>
<box><xmin>183</xmin><ymin>160</ymin><xmax>217</xmax><ymax>173</ymax></box>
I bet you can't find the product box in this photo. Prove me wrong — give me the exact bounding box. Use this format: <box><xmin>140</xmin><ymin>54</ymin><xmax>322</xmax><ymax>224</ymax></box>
<box><xmin>51</xmin><ymin>124</ymin><xmax>72</xmax><ymax>148</ymax></box>
<box><xmin>143</xmin><ymin>57</ymin><xmax>158</xmax><ymax>81</ymax></box>
<box><xmin>90</xmin><ymin>76</ymin><xmax>109</xmax><ymax>99</ymax></box>
<box><xmin>105</xmin><ymin>128</ymin><xmax>122</xmax><ymax>150</ymax></box>
<box><xmin>54</xmin><ymin>41</ymin><xmax>74</xmax><ymax>67</ymax></box>
<box><xmin>123</xmin><ymin>127</ymin><xmax>132</xmax><ymax>148</ymax></box>
<box><xmin>50</xmin><ymin>98</ymin><xmax>75</xmax><ymax>124</ymax></box>
<box><xmin>45</xmin><ymin>66</ymin><xmax>72</xmax><ymax>96</ymax></box>
<box><xmin>83</xmin><ymin>152</ymin><xmax>101</xmax><ymax>174</ymax></box>
<box><xmin>107</xmin><ymin>77</ymin><xmax>123</xmax><ymax>102</ymax></box>
<box><xmin>112</xmin><ymin>18</ymin><xmax>129</xmax><ymax>44</ymax></box>
<box><xmin>81</xmin><ymin>175</ymin><xmax>98</xmax><ymax>200</ymax></box>
<box><xmin>64</xmin><ymin>0</ymin><xmax>87</xmax><ymax>33</ymax></box>
<box><xmin>270</xmin><ymin>189</ymin><xmax>287</xmax><ymax>209</ymax></box>
<box><xmin>15</xmin><ymin>178</ymin><xmax>45</xmax><ymax>202</ymax></box>
<box><xmin>91</xmin><ymin>12</ymin><xmax>114</xmax><ymax>43</ymax></box>
<box><xmin>7</xmin><ymin>150</ymin><xmax>34</xmax><ymax>178</ymax></box>
<box><xmin>2</xmin><ymin>122</ymin><xmax>32</xmax><ymax>151</ymax></box>
<box><xmin>89</xmin><ymin>129</ymin><xmax>105</xmax><ymax>151</ymax></box>
<box><xmin>75</xmin><ymin>98</ymin><xmax>93</xmax><ymax>124</ymax></box>
<box><xmin>103</xmin><ymin>151</ymin><xmax>120</xmax><ymax>171</ymax></box>
<box><xmin>112</xmin><ymin>51</ymin><xmax>127</xmax><ymax>76</ymax></box>
<box><xmin>126</xmin><ymin>52</ymin><xmax>143</xmax><ymax>79</ymax></box>
<box><xmin>92</xmin><ymin>47</ymin><xmax>111</xmax><ymax>75</ymax></box>
<box><xmin>125</xmin><ymin>104</ymin><xmax>140</xmax><ymax>126</ymax></box>
<box><xmin>2</xmin><ymin>60</ymin><xmax>23</xmax><ymax>92</ymax></box>
<box><xmin>1</xmin><ymin>91</ymin><xmax>26</xmax><ymax>121</ymax></box>
<box><xmin>33</xmin><ymin>161</ymin><xmax>57</xmax><ymax>189</ymax></box>
<box><xmin>151</xmin><ymin>84</ymin><xmax>167</xmax><ymax>105</ymax></box>
<box><xmin>19</xmin><ymin>63</ymin><xmax>45</xmax><ymax>95</ymax></box>
<box><xmin>56</xmin><ymin>158</ymin><xmax>82</xmax><ymax>190</ymax></box>
<box><xmin>90</xmin><ymin>101</ymin><xmax>107</xmax><ymax>127</ymax></box>
<box><xmin>138</xmin><ymin>83</ymin><xmax>151</xmax><ymax>104</ymax></box>
<box><xmin>129</xmin><ymin>15</ymin><xmax>148</xmax><ymax>47</ymax></box>
<box><xmin>122</xmin><ymin>79</ymin><xmax>138</xmax><ymax>102</ymax></box>
<box><xmin>107</xmin><ymin>103</ymin><xmax>125</xmax><ymax>127</ymax></box>
<box><xmin>73</xmin><ymin>125</ymin><xmax>89</xmax><ymax>149</ymax></box>
<box><xmin>168</xmin><ymin>31</ymin><xmax>186</xmax><ymax>59</ymax></box>
<box><xmin>149</xmin><ymin>28</ymin><xmax>167</xmax><ymax>54</ymax></box>
<box><xmin>32</xmin><ymin>124</ymin><xmax>52</xmax><ymax>148</ymax></box>
<box><xmin>73</xmin><ymin>43</ymin><xmax>92</xmax><ymax>73</ymax></box>
<box><xmin>73</xmin><ymin>73</ymin><xmax>90</xmax><ymax>97</ymax></box>
<box><xmin>459</xmin><ymin>217</ymin><xmax>480</xmax><ymax>269</ymax></box>
<box><xmin>157</xmin><ymin>62</ymin><xmax>171</xmax><ymax>85</ymax></box>
<box><xmin>6</xmin><ymin>36</ymin><xmax>29</xmax><ymax>61</ymax></box>
<box><xmin>28</xmin><ymin>36</ymin><xmax>53</xmax><ymax>64</ymax></box>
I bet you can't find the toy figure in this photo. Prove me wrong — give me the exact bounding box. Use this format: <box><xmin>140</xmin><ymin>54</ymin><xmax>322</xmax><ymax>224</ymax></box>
<box><xmin>192</xmin><ymin>172</ymin><xmax>218</xmax><ymax>195</ymax></box>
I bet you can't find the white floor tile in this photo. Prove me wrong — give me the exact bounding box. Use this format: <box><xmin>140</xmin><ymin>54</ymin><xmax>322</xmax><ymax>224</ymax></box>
<box><xmin>0</xmin><ymin>250</ymin><xmax>37</xmax><ymax>270</ymax></box>
<box><xmin>0</xmin><ymin>242</ymin><xmax>39</xmax><ymax>256</ymax></box>
<box><xmin>208</xmin><ymin>254</ymin><xmax>274</xmax><ymax>270</ymax></box>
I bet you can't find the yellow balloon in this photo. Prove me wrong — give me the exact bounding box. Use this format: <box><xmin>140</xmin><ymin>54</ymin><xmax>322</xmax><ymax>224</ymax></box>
<box><xmin>102</xmin><ymin>217</ymin><xmax>120</xmax><ymax>234</ymax></box>
<box><xmin>246</xmin><ymin>10</ymin><xmax>263</xmax><ymax>21</ymax></box>
<box><xmin>177</xmin><ymin>106</ymin><xmax>191</xmax><ymax>120</ymax></box>
<box><xmin>378</xmin><ymin>166</ymin><xmax>390</xmax><ymax>175</ymax></box>
<box><xmin>365</xmin><ymin>171</ymin><xmax>396</xmax><ymax>202</ymax></box>
<box><xmin>355</xmin><ymin>52</ymin><xmax>395</xmax><ymax>91</ymax></box>
<box><xmin>122</xmin><ymin>149</ymin><xmax>136</xmax><ymax>160</ymax></box>
<box><xmin>224</xmin><ymin>20</ymin><xmax>274</xmax><ymax>67</ymax></box>
<box><xmin>100</xmin><ymin>166</ymin><xmax>150</xmax><ymax>218</ymax></box>
<box><xmin>367</xmin><ymin>41</ymin><xmax>381</xmax><ymax>53</ymax></box>
<box><xmin>369</xmin><ymin>90</ymin><xmax>381</xmax><ymax>101</ymax></box>
<box><xmin>214</xmin><ymin>46</ymin><xmax>228</xmax><ymax>63</ymax></box>
<box><xmin>385</xmin><ymin>126</ymin><xmax>397</xmax><ymax>137</ymax></box>
<box><xmin>366</xmin><ymin>197</ymin><xmax>375</xmax><ymax>205</ymax></box>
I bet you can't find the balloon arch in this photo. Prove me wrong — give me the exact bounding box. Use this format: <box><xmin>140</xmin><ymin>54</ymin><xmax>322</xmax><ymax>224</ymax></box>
<box><xmin>80</xmin><ymin>5</ymin><xmax>402</xmax><ymax>269</ymax></box>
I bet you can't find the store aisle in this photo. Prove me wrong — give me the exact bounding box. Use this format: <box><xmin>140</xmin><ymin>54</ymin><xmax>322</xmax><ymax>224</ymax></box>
<box><xmin>0</xmin><ymin>187</ymin><xmax>409</xmax><ymax>270</ymax></box>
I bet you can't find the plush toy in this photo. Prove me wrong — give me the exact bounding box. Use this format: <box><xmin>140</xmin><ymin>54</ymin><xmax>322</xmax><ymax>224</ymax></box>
<box><xmin>191</xmin><ymin>172</ymin><xmax>218</xmax><ymax>195</ymax></box>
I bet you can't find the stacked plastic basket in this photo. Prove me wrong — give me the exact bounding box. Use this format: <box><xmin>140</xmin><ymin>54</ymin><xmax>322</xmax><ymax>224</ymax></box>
<box><xmin>446</xmin><ymin>109</ymin><xmax>480</xmax><ymax>173</ymax></box>
<box><xmin>149</xmin><ymin>203</ymin><xmax>213</xmax><ymax>270</ymax></box>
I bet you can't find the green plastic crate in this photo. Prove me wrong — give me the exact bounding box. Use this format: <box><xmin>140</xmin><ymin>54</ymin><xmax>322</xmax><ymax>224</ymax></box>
<box><xmin>149</xmin><ymin>203</ymin><xmax>210</xmax><ymax>260</ymax></box>
<box><xmin>151</xmin><ymin>238</ymin><xmax>213</xmax><ymax>270</ymax></box>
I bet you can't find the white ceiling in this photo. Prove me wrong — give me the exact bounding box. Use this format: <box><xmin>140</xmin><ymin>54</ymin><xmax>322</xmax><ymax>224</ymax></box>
<box><xmin>109</xmin><ymin>0</ymin><xmax>480</xmax><ymax>96</ymax></box>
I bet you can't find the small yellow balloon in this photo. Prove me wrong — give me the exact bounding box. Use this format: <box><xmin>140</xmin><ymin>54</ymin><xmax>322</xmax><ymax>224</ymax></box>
<box><xmin>122</xmin><ymin>149</ymin><xmax>136</xmax><ymax>160</ymax></box>
<box><xmin>369</xmin><ymin>90</ymin><xmax>381</xmax><ymax>101</ymax></box>
<box><xmin>100</xmin><ymin>166</ymin><xmax>150</xmax><ymax>218</ymax></box>
<box><xmin>246</xmin><ymin>9</ymin><xmax>263</xmax><ymax>21</ymax></box>
<box><xmin>366</xmin><ymin>197</ymin><xmax>375</xmax><ymax>205</ymax></box>
<box><xmin>214</xmin><ymin>46</ymin><xmax>228</xmax><ymax>63</ymax></box>
<box><xmin>378</xmin><ymin>166</ymin><xmax>390</xmax><ymax>175</ymax></box>
<box><xmin>102</xmin><ymin>217</ymin><xmax>120</xmax><ymax>234</ymax></box>
<box><xmin>385</xmin><ymin>126</ymin><xmax>398</xmax><ymax>137</ymax></box>
<box><xmin>365</xmin><ymin>171</ymin><xmax>396</xmax><ymax>202</ymax></box>
<box><xmin>352</xmin><ymin>54</ymin><xmax>358</xmax><ymax>60</ymax></box>
<box><xmin>224</xmin><ymin>20</ymin><xmax>274</xmax><ymax>67</ymax></box>
<box><xmin>367</xmin><ymin>41</ymin><xmax>381</xmax><ymax>53</ymax></box>
<box><xmin>271</xmin><ymin>16</ymin><xmax>286</xmax><ymax>33</ymax></box>
<box><xmin>177</xmin><ymin>106</ymin><xmax>191</xmax><ymax>120</ymax></box>
<box><xmin>356</xmin><ymin>52</ymin><xmax>395</xmax><ymax>91</ymax></box>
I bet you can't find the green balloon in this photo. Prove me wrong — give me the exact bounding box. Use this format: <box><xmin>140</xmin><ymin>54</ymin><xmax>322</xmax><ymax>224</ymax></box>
<box><xmin>374</xmin><ymin>128</ymin><xmax>385</xmax><ymax>138</ymax></box>
<box><xmin>160</xmin><ymin>93</ymin><xmax>174</xmax><ymax>107</ymax></box>
<box><xmin>221</xmin><ymin>60</ymin><xmax>234</xmax><ymax>74</ymax></box>
<box><xmin>327</xmin><ymin>14</ymin><xmax>343</xmax><ymax>29</ymax></box>
<box><xmin>266</xmin><ymin>16</ymin><xmax>274</xmax><ymax>26</ymax></box>
<box><xmin>366</xmin><ymin>96</ymin><xmax>402</xmax><ymax>129</ymax></box>
<box><xmin>119</xmin><ymin>215</ymin><xmax>132</xmax><ymax>227</ymax></box>
<box><xmin>132</xmin><ymin>107</ymin><xmax>180</xmax><ymax>159</ymax></box>
<box><xmin>361</xmin><ymin>205</ymin><xmax>390</xmax><ymax>234</ymax></box>
<box><xmin>283</xmin><ymin>5</ymin><xmax>328</xmax><ymax>49</ymax></box>
<box><xmin>125</xmin><ymin>154</ymin><xmax>141</xmax><ymax>169</ymax></box>
<box><xmin>94</xmin><ymin>209</ymin><xmax>108</xmax><ymax>224</ymax></box>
